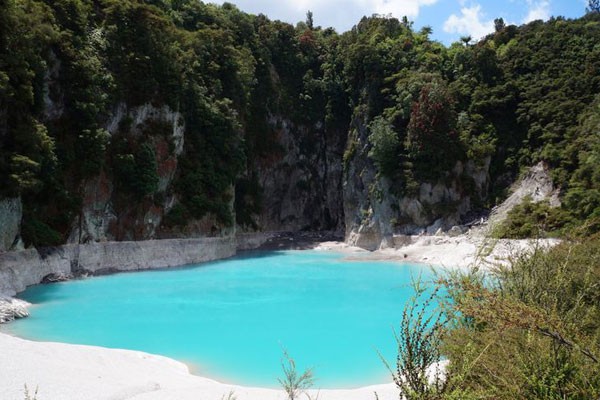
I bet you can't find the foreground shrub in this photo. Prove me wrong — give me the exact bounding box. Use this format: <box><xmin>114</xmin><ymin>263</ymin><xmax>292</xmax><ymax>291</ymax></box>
<box><xmin>278</xmin><ymin>349</ymin><xmax>316</xmax><ymax>400</ymax></box>
<box><xmin>440</xmin><ymin>237</ymin><xmax>600</xmax><ymax>399</ymax></box>
<box><xmin>383</xmin><ymin>282</ymin><xmax>448</xmax><ymax>400</ymax></box>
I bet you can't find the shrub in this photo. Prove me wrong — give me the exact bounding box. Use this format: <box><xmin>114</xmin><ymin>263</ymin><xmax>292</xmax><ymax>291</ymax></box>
<box><xmin>21</xmin><ymin>217</ymin><xmax>63</xmax><ymax>247</ymax></box>
<box><xmin>493</xmin><ymin>196</ymin><xmax>571</xmax><ymax>238</ymax></box>
<box><xmin>382</xmin><ymin>281</ymin><xmax>448</xmax><ymax>400</ymax></box>
<box><xmin>278</xmin><ymin>349</ymin><xmax>316</xmax><ymax>400</ymax></box>
<box><xmin>162</xmin><ymin>204</ymin><xmax>189</xmax><ymax>228</ymax></box>
<box><xmin>441</xmin><ymin>237</ymin><xmax>600</xmax><ymax>399</ymax></box>
<box><xmin>112</xmin><ymin>142</ymin><xmax>159</xmax><ymax>199</ymax></box>
<box><xmin>368</xmin><ymin>116</ymin><xmax>401</xmax><ymax>177</ymax></box>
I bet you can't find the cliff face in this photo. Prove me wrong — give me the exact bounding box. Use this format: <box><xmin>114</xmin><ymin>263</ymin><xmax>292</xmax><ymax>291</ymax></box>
<box><xmin>0</xmin><ymin>97</ymin><xmax>491</xmax><ymax>250</ymax></box>
<box><xmin>0</xmin><ymin>4</ymin><xmax>525</xmax><ymax>251</ymax></box>
<box><xmin>0</xmin><ymin>198</ymin><xmax>22</xmax><ymax>252</ymax></box>
<box><xmin>0</xmin><ymin>88</ymin><xmax>492</xmax><ymax>252</ymax></box>
<box><xmin>249</xmin><ymin>116</ymin><xmax>345</xmax><ymax>233</ymax></box>
<box><xmin>343</xmin><ymin>116</ymin><xmax>490</xmax><ymax>250</ymax></box>
<box><xmin>68</xmin><ymin>103</ymin><xmax>186</xmax><ymax>243</ymax></box>
<box><xmin>63</xmin><ymin>106</ymin><xmax>347</xmax><ymax>242</ymax></box>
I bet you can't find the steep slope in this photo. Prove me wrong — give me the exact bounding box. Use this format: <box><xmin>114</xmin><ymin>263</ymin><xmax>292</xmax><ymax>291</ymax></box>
<box><xmin>0</xmin><ymin>2</ymin><xmax>599</xmax><ymax>251</ymax></box>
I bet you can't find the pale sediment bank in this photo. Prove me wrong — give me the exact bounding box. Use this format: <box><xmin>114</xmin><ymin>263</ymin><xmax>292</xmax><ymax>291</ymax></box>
<box><xmin>315</xmin><ymin>234</ymin><xmax>561</xmax><ymax>271</ymax></box>
<box><xmin>0</xmin><ymin>237</ymin><xmax>237</xmax><ymax>297</ymax></box>
<box><xmin>0</xmin><ymin>332</ymin><xmax>399</xmax><ymax>400</ymax></box>
<box><xmin>0</xmin><ymin>232</ymin><xmax>559</xmax><ymax>400</ymax></box>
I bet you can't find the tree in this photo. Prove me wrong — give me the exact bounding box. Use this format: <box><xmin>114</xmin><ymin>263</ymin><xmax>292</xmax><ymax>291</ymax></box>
<box><xmin>406</xmin><ymin>81</ymin><xmax>460</xmax><ymax>177</ymax></box>
<box><xmin>460</xmin><ymin>35</ymin><xmax>472</xmax><ymax>46</ymax></box>
<box><xmin>494</xmin><ymin>17</ymin><xmax>506</xmax><ymax>32</ymax></box>
<box><xmin>368</xmin><ymin>116</ymin><xmax>401</xmax><ymax>177</ymax></box>
<box><xmin>587</xmin><ymin>0</ymin><xmax>600</xmax><ymax>13</ymax></box>
<box><xmin>306</xmin><ymin>10</ymin><xmax>314</xmax><ymax>30</ymax></box>
<box><xmin>419</xmin><ymin>26</ymin><xmax>433</xmax><ymax>37</ymax></box>
<box><xmin>134</xmin><ymin>143</ymin><xmax>159</xmax><ymax>198</ymax></box>
<box><xmin>382</xmin><ymin>283</ymin><xmax>448</xmax><ymax>400</ymax></box>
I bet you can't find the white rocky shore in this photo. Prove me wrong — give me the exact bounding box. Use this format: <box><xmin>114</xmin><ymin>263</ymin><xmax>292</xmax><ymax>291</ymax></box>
<box><xmin>0</xmin><ymin>332</ymin><xmax>401</xmax><ymax>400</ymax></box>
<box><xmin>316</xmin><ymin>232</ymin><xmax>560</xmax><ymax>271</ymax></box>
<box><xmin>0</xmin><ymin>232</ymin><xmax>558</xmax><ymax>400</ymax></box>
<box><xmin>0</xmin><ymin>297</ymin><xmax>30</xmax><ymax>323</ymax></box>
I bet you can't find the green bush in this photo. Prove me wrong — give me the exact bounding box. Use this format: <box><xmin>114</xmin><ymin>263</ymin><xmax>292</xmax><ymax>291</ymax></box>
<box><xmin>133</xmin><ymin>143</ymin><xmax>159</xmax><ymax>198</ymax></box>
<box><xmin>383</xmin><ymin>283</ymin><xmax>448</xmax><ymax>400</ymax></box>
<box><xmin>21</xmin><ymin>218</ymin><xmax>63</xmax><ymax>247</ymax></box>
<box><xmin>440</xmin><ymin>237</ymin><xmax>600</xmax><ymax>399</ymax></box>
<box><xmin>493</xmin><ymin>196</ymin><xmax>571</xmax><ymax>238</ymax></box>
<box><xmin>112</xmin><ymin>142</ymin><xmax>159</xmax><ymax>199</ymax></box>
<box><xmin>368</xmin><ymin>116</ymin><xmax>401</xmax><ymax>177</ymax></box>
<box><xmin>162</xmin><ymin>204</ymin><xmax>189</xmax><ymax>228</ymax></box>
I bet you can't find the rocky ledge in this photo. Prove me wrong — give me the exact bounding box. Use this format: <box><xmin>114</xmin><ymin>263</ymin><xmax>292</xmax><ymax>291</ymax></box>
<box><xmin>0</xmin><ymin>237</ymin><xmax>237</xmax><ymax>300</ymax></box>
<box><xmin>0</xmin><ymin>297</ymin><xmax>30</xmax><ymax>323</ymax></box>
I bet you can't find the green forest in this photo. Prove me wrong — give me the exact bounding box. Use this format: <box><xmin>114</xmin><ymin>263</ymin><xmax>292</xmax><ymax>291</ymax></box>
<box><xmin>1</xmin><ymin>0</ymin><xmax>599</xmax><ymax>245</ymax></box>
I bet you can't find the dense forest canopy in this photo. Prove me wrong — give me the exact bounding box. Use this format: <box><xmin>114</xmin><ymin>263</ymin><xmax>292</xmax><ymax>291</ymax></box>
<box><xmin>1</xmin><ymin>0</ymin><xmax>599</xmax><ymax>246</ymax></box>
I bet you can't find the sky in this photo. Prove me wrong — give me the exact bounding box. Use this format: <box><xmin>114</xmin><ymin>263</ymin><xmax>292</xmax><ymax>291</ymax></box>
<box><xmin>209</xmin><ymin>0</ymin><xmax>589</xmax><ymax>44</ymax></box>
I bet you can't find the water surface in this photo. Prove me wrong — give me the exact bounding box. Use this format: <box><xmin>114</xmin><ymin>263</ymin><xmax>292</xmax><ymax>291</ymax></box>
<box><xmin>3</xmin><ymin>250</ymin><xmax>437</xmax><ymax>388</ymax></box>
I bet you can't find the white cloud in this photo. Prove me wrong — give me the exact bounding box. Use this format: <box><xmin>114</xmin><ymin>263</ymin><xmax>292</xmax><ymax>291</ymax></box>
<box><xmin>370</xmin><ymin>0</ymin><xmax>438</xmax><ymax>17</ymax></box>
<box><xmin>283</xmin><ymin>0</ymin><xmax>439</xmax><ymax>17</ymax></box>
<box><xmin>522</xmin><ymin>0</ymin><xmax>550</xmax><ymax>23</ymax></box>
<box><xmin>443</xmin><ymin>4</ymin><xmax>494</xmax><ymax>40</ymax></box>
<box><xmin>209</xmin><ymin>0</ymin><xmax>439</xmax><ymax>32</ymax></box>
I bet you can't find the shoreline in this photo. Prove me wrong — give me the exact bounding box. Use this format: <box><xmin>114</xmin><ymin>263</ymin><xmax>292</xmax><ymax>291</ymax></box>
<box><xmin>0</xmin><ymin>330</ymin><xmax>399</xmax><ymax>400</ymax></box>
<box><xmin>0</xmin><ymin>233</ymin><xmax>559</xmax><ymax>399</ymax></box>
<box><xmin>312</xmin><ymin>234</ymin><xmax>561</xmax><ymax>271</ymax></box>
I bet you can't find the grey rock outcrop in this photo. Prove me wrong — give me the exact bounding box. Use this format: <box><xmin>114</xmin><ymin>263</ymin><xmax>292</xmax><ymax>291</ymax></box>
<box><xmin>250</xmin><ymin>115</ymin><xmax>345</xmax><ymax>233</ymax></box>
<box><xmin>343</xmin><ymin>118</ymin><xmax>491</xmax><ymax>250</ymax></box>
<box><xmin>0</xmin><ymin>297</ymin><xmax>30</xmax><ymax>323</ymax></box>
<box><xmin>448</xmin><ymin>225</ymin><xmax>466</xmax><ymax>237</ymax></box>
<box><xmin>69</xmin><ymin>103</ymin><xmax>186</xmax><ymax>243</ymax></box>
<box><xmin>0</xmin><ymin>197</ymin><xmax>22</xmax><ymax>252</ymax></box>
<box><xmin>343</xmin><ymin>116</ymin><xmax>400</xmax><ymax>250</ymax></box>
<box><xmin>42</xmin><ymin>50</ymin><xmax>64</xmax><ymax>121</ymax></box>
<box><xmin>486</xmin><ymin>161</ymin><xmax>560</xmax><ymax>231</ymax></box>
<box><xmin>0</xmin><ymin>237</ymin><xmax>236</xmax><ymax>298</ymax></box>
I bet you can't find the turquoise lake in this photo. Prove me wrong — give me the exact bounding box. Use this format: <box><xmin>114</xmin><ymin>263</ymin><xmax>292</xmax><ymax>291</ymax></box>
<box><xmin>3</xmin><ymin>250</ymin><xmax>438</xmax><ymax>389</ymax></box>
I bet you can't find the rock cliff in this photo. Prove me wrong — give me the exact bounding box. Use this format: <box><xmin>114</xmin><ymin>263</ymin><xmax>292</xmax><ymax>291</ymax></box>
<box><xmin>0</xmin><ymin>238</ymin><xmax>236</xmax><ymax>297</ymax></box>
<box><xmin>343</xmin><ymin>116</ymin><xmax>490</xmax><ymax>250</ymax></box>
<box><xmin>0</xmin><ymin>197</ymin><xmax>22</xmax><ymax>252</ymax></box>
<box><xmin>248</xmin><ymin>116</ymin><xmax>345</xmax><ymax>233</ymax></box>
<box><xmin>69</xmin><ymin>103</ymin><xmax>186</xmax><ymax>243</ymax></box>
<box><xmin>0</xmin><ymin>24</ymin><xmax>494</xmax><ymax>255</ymax></box>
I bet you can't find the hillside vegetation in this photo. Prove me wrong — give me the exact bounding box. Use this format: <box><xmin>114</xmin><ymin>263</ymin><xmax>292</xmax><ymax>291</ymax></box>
<box><xmin>1</xmin><ymin>0</ymin><xmax>599</xmax><ymax>244</ymax></box>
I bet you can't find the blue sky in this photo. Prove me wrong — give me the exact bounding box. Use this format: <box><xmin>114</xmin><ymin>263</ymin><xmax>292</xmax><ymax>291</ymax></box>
<box><xmin>210</xmin><ymin>0</ymin><xmax>588</xmax><ymax>44</ymax></box>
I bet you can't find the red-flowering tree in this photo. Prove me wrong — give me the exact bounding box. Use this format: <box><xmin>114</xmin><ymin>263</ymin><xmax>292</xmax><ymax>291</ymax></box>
<box><xmin>405</xmin><ymin>81</ymin><xmax>461</xmax><ymax>178</ymax></box>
